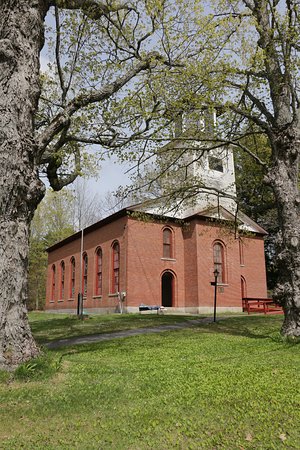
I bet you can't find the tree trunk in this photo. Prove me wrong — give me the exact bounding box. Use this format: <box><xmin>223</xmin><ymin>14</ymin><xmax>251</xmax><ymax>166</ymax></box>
<box><xmin>0</xmin><ymin>1</ymin><xmax>48</xmax><ymax>369</ymax></box>
<box><xmin>269</xmin><ymin>129</ymin><xmax>300</xmax><ymax>337</ymax></box>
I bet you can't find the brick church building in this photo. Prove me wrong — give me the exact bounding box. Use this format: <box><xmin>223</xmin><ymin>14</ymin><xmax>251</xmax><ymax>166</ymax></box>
<box><xmin>45</xmin><ymin>119</ymin><xmax>268</xmax><ymax>314</ymax></box>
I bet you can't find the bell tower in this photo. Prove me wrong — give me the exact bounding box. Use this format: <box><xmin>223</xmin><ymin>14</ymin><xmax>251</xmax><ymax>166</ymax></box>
<box><xmin>175</xmin><ymin>109</ymin><xmax>237</xmax><ymax>215</ymax></box>
<box><xmin>143</xmin><ymin>108</ymin><xmax>238</xmax><ymax>218</ymax></box>
<box><xmin>190</xmin><ymin>144</ymin><xmax>237</xmax><ymax>213</ymax></box>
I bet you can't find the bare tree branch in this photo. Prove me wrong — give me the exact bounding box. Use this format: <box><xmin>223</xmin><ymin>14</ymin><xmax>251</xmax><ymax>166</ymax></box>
<box><xmin>36</xmin><ymin>53</ymin><xmax>164</xmax><ymax>155</ymax></box>
<box><xmin>229</xmin><ymin>104</ymin><xmax>270</xmax><ymax>133</ymax></box>
<box><xmin>219</xmin><ymin>139</ymin><xmax>267</xmax><ymax>166</ymax></box>
<box><xmin>230</xmin><ymin>81</ymin><xmax>275</xmax><ymax>125</ymax></box>
<box><xmin>49</xmin><ymin>0</ymin><xmax>135</xmax><ymax>18</ymax></box>
<box><xmin>54</xmin><ymin>6</ymin><xmax>67</xmax><ymax>102</ymax></box>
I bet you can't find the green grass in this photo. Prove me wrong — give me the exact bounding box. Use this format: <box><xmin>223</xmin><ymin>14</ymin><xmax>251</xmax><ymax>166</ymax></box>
<box><xmin>1</xmin><ymin>314</ymin><xmax>300</xmax><ymax>449</ymax></box>
<box><xmin>29</xmin><ymin>311</ymin><xmax>197</xmax><ymax>344</ymax></box>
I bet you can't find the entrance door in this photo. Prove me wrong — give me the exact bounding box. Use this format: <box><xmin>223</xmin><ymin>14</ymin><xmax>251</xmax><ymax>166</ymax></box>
<box><xmin>241</xmin><ymin>276</ymin><xmax>246</xmax><ymax>299</ymax></box>
<box><xmin>162</xmin><ymin>272</ymin><xmax>174</xmax><ymax>307</ymax></box>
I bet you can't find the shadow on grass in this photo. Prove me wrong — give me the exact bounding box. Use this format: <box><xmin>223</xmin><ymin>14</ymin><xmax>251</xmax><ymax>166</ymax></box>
<box><xmin>40</xmin><ymin>316</ymin><xmax>285</xmax><ymax>355</ymax></box>
<box><xmin>195</xmin><ymin>315</ymin><xmax>284</xmax><ymax>343</ymax></box>
<box><xmin>30</xmin><ymin>313</ymin><xmax>197</xmax><ymax>344</ymax></box>
<box><xmin>42</xmin><ymin>317</ymin><xmax>283</xmax><ymax>361</ymax></box>
<box><xmin>30</xmin><ymin>316</ymin><xmax>80</xmax><ymax>341</ymax></box>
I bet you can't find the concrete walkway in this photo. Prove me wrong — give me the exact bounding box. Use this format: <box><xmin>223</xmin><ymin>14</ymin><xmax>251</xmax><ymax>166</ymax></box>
<box><xmin>45</xmin><ymin>318</ymin><xmax>213</xmax><ymax>349</ymax></box>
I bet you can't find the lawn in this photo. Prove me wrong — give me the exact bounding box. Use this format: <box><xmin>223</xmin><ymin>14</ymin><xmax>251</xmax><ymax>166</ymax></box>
<box><xmin>29</xmin><ymin>311</ymin><xmax>198</xmax><ymax>343</ymax></box>
<box><xmin>0</xmin><ymin>313</ymin><xmax>299</xmax><ymax>449</ymax></box>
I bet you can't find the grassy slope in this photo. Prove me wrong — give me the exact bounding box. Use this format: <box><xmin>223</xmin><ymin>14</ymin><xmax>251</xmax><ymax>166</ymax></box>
<box><xmin>0</xmin><ymin>314</ymin><xmax>299</xmax><ymax>449</ymax></box>
<box><xmin>29</xmin><ymin>312</ymin><xmax>197</xmax><ymax>343</ymax></box>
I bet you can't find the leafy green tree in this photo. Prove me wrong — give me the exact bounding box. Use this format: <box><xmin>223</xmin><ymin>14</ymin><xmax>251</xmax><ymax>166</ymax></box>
<box><xmin>1</xmin><ymin>0</ymin><xmax>300</xmax><ymax>370</ymax></box>
<box><xmin>2</xmin><ymin>0</ymin><xmax>209</xmax><ymax>368</ymax></box>
<box><xmin>123</xmin><ymin>1</ymin><xmax>300</xmax><ymax>337</ymax></box>
<box><xmin>234</xmin><ymin>135</ymin><xmax>279</xmax><ymax>291</ymax></box>
<box><xmin>198</xmin><ymin>1</ymin><xmax>300</xmax><ymax>337</ymax></box>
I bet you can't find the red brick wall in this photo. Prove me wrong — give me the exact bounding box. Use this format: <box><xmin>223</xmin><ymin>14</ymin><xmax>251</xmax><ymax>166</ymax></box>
<box><xmin>195</xmin><ymin>221</ymin><xmax>242</xmax><ymax>308</ymax></box>
<box><xmin>125</xmin><ymin>217</ymin><xmax>186</xmax><ymax>308</ymax></box>
<box><xmin>240</xmin><ymin>235</ymin><xmax>268</xmax><ymax>299</ymax></box>
<box><xmin>46</xmin><ymin>216</ymin><xmax>128</xmax><ymax>311</ymax></box>
<box><xmin>45</xmin><ymin>213</ymin><xmax>268</xmax><ymax>312</ymax></box>
<box><xmin>183</xmin><ymin>222</ymin><xmax>199</xmax><ymax>308</ymax></box>
<box><xmin>192</xmin><ymin>220</ymin><xmax>267</xmax><ymax>309</ymax></box>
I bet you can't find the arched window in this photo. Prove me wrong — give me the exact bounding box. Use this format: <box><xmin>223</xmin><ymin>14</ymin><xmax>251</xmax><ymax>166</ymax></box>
<box><xmin>83</xmin><ymin>253</ymin><xmax>88</xmax><ymax>297</ymax></box>
<box><xmin>70</xmin><ymin>257</ymin><xmax>75</xmax><ymax>298</ymax></box>
<box><xmin>51</xmin><ymin>264</ymin><xmax>56</xmax><ymax>301</ymax></box>
<box><xmin>60</xmin><ymin>261</ymin><xmax>65</xmax><ymax>300</ymax></box>
<box><xmin>111</xmin><ymin>241</ymin><xmax>120</xmax><ymax>294</ymax></box>
<box><xmin>213</xmin><ymin>242</ymin><xmax>225</xmax><ymax>283</ymax></box>
<box><xmin>163</xmin><ymin>228</ymin><xmax>173</xmax><ymax>258</ymax></box>
<box><xmin>95</xmin><ymin>247</ymin><xmax>102</xmax><ymax>296</ymax></box>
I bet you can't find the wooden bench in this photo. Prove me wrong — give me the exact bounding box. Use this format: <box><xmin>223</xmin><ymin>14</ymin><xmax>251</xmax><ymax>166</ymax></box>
<box><xmin>242</xmin><ymin>298</ymin><xmax>283</xmax><ymax>315</ymax></box>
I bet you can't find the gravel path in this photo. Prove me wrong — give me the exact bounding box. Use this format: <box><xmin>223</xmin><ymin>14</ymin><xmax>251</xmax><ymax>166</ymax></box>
<box><xmin>45</xmin><ymin>317</ymin><xmax>213</xmax><ymax>349</ymax></box>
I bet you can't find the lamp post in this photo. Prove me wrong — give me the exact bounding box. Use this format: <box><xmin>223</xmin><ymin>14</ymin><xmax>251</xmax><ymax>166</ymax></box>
<box><xmin>213</xmin><ymin>268</ymin><xmax>219</xmax><ymax>322</ymax></box>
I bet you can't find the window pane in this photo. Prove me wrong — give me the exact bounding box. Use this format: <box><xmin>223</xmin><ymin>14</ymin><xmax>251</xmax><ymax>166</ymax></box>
<box><xmin>51</xmin><ymin>265</ymin><xmax>56</xmax><ymax>300</ymax></box>
<box><xmin>70</xmin><ymin>258</ymin><xmax>75</xmax><ymax>298</ymax></box>
<box><xmin>112</xmin><ymin>243</ymin><xmax>120</xmax><ymax>293</ymax></box>
<box><xmin>213</xmin><ymin>243</ymin><xmax>224</xmax><ymax>283</ymax></box>
<box><xmin>208</xmin><ymin>156</ymin><xmax>223</xmax><ymax>172</ymax></box>
<box><xmin>239</xmin><ymin>239</ymin><xmax>244</xmax><ymax>265</ymax></box>
<box><xmin>163</xmin><ymin>229</ymin><xmax>171</xmax><ymax>244</ymax></box>
<box><xmin>163</xmin><ymin>229</ymin><xmax>172</xmax><ymax>258</ymax></box>
<box><xmin>83</xmin><ymin>254</ymin><xmax>88</xmax><ymax>296</ymax></box>
<box><xmin>163</xmin><ymin>243</ymin><xmax>171</xmax><ymax>258</ymax></box>
<box><xmin>96</xmin><ymin>249</ymin><xmax>102</xmax><ymax>295</ymax></box>
<box><xmin>61</xmin><ymin>262</ymin><xmax>65</xmax><ymax>299</ymax></box>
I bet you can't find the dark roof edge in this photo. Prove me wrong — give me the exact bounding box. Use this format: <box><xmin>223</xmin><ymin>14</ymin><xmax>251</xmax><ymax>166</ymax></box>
<box><xmin>46</xmin><ymin>208</ymin><xmax>129</xmax><ymax>253</ymax></box>
<box><xmin>46</xmin><ymin>205</ymin><xmax>190</xmax><ymax>253</ymax></box>
<box><xmin>46</xmin><ymin>204</ymin><xmax>267</xmax><ymax>254</ymax></box>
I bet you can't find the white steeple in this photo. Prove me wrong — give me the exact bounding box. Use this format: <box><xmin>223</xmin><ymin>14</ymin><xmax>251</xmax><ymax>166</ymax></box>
<box><xmin>188</xmin><ymin>144</ymin><xmax>237</xmax><ymax>213</ymax></box>
<box><xmin>175</xmin><ymin>108</ymin><xmax>238</xmax><ymax>216</ymax></box>
<box><xmin>143</xmin><ymin>108</ymin><xmax>238</xmax><ymax>218</ymax></box>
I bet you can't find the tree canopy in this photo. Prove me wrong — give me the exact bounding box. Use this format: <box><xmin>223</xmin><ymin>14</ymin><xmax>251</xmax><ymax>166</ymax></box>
<box><xmin>0</xmin><ymin>0</ymin><xmax>300</xmax><ymax>369</ymax></box>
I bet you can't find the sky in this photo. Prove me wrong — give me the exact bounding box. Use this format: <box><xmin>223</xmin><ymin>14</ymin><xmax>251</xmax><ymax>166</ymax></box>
<box><xmin>88</xmin><ymin>157</ymin><xmax>132</xmax><ymax>197</ymax></box>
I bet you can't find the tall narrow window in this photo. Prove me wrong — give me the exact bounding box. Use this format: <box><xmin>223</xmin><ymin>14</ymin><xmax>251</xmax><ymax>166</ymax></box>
<box><xmin>51</xmin><ymin>264</ymin><xmax>56</xmax><ymax>301</ymax></box>
<box><xmin>163</xmin><ymin>228</ymin><xmax>172</xmax><ymax>258</ymax></box>
<box><xmin>70</xmin><ymin>257</ymin><xmax>75</xmax><ymax>298</ymax></box>
<box><xmin>239</xmin><ymin>238</ymin><xmax>245</xmax><ymax>266</ymax></box>
<box><xmin>111</xmin><ymin>242</ymin><xmax>120</xmax><ymax>294</ymax></box>
<box><xmin>213</xmin><ymin>242</ymin><xmax>225</xmax><ymax>283</ymax></box>
<box><xmin>60</xmin><ymin>261</ymin><xmax>65</xmax><ymax>300</ymax></box>
<box><xmin>83</xmin><ymin>253</ymin><xmax>88</xmax><ymax>297</ymax></box>
<box><xmin>95</xmin><ymin>247</ymin><xmax>102</xmax><ymax>296</ymax></box>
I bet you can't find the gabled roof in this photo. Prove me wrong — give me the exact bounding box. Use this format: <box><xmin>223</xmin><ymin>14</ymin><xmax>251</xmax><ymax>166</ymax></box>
<box><xmin>183</xmin><ymin>205</ymin><xmax>268</xmax><ymax>235</ymax></box>
<box><xmin>46</xmin><ymin>201</ymin><xmax>267</xmax><ymax>254</ymax></box>
<box><xmin>46</xmin><ymin>203</ymin><xmax>179</xmax><ymax>253</ymax></box>
<box><xmin>128</xmin><ymin>200</ymin><xmax>268</xmax><ymax>235</ymax></box>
